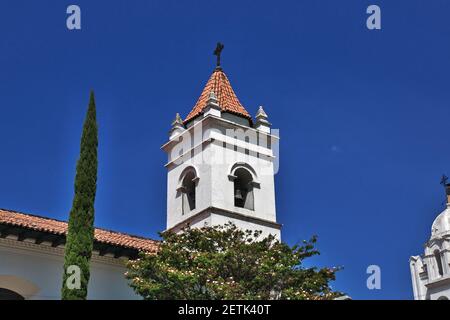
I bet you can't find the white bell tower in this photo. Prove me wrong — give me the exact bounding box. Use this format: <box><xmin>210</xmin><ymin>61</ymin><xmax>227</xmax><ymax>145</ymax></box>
<box><xmin>161</xmin><ymin>45</ymin><xmax>281</xmax><ymax>239</ymax></box>
<box><xmin>410</xmin><ymin>176</ymin><xmax>450</xmax><ymax>300</ymax></box>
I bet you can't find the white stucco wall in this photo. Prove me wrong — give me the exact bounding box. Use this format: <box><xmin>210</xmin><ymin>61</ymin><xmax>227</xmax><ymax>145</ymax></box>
<box><xmin>427</xmin><ymin>285</ymin><xmax>450</xmax><ymax>300</ymax></box>
<box><xmin>410</xmin><ymin>206</ymin><xmax>450</xmax><ymax>300</ymax></box>
<box><xmin>409</xmin><ymin>256</ymin><xmax>427</xmax><ymax>300</ymax></box>
<box><xmin>210</xmin><ymin>212</ymin><xmax>281</xmax><ymax>239</ymax></box>
<box><xmin>0</xmin><ymin>237</ymin><xmax>140</xmax><ymax>300</ymax></box>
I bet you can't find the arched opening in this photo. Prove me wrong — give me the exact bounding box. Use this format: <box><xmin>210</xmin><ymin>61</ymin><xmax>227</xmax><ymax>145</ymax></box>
<box><xmin>0</xmin><ymin>288</ymin><xmax>24</xmax><ymax>300</ymax></box>
<box><xmin>434</xmin><ymin>250</ymin><xmax>444</xmax><ymax>277</ymax></box>
<box><xmin>233</xmin><ymin>168</ymin><xmax>254</xmax><ymax>210</ymax></box>
<box><xmin>438</xmin><ymin>296</ymin><xmax>449</xmax><ymax>300</ymax></box>
<box><xmin>0</xmin><ymin>275</ymin><xmax>39</xmax><ymax>299</ymax></box>
<box><xmin>181</xmin><ymin>170</ymin><xmax>196</xmax><ymax>214</ymax></box>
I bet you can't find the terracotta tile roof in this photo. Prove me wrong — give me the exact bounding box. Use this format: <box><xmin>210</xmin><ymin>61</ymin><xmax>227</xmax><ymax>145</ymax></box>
<box><xmin>184</xmin><ymin>67</ymin><xmax>252</xmax><ymax>123</ymax></box>
<box><xmin>0</xmin><ymin>208</ymin><xmax>158</xmax><ymax>252</ymax></box>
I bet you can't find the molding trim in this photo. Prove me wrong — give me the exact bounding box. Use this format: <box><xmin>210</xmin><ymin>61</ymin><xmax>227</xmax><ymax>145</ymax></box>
<box><xmin>425</xmin><ymin>275</ymin><xmax>450</xmax><ymax>288</ymax></box>
<box><xmin>166</xmin><ymin>206</ymin><xmax>282</xmax><ymax>234</ymax></box>
<box><xmin>161</xmin><ymin>114</ymin><xmax>279</xmax><ymax>151</ymax></box>
<box><xmin>0</xmin><ymin>237</ymin><xmax>128</xmax><ymax>267</ymax></box>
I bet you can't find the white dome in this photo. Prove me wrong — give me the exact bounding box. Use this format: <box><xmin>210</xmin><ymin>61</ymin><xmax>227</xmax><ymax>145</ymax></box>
<box><xmin>431</xmin><ymin>206</ymin><xmax>450</xmax><ymax>238</ymax></box>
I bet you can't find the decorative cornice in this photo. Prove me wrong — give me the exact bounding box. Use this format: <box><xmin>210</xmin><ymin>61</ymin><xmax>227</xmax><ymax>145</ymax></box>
<box><xmin>161</xmin><ymin>114</ymin><xmax>279</xmax><ymax>152</ymax></box>
<box><xmin>165</xmin><ymin>206</ymin><xmax>282</xmax><ymax>234</ymax></box>
<box><xmin>425</xmin><ymin>275</ymin><xmax>450</xmax><ymax>288</ymax></box>
<box><xmin>0</xmin><ymin>237</ymin><xmax>128</xmax><ymax>267</ymax></box>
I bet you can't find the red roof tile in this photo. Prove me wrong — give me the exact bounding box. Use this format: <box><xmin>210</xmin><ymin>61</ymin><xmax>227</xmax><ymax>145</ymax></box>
<box><xmin>184</xmin><ymin>67</ymin><xmax>252</xmax><ymax>123</ymax></box>
<box><xmin>0</xmin><ymin>209</ymin><xmax>158</xmax><ymax>252</ymax></box>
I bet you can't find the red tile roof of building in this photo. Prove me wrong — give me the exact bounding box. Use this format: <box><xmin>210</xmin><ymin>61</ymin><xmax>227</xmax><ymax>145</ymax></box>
<box><xmin>184</xmin><ymin>67</ymin><xmax>252</xmax><ymax>123</ymax></box>
<box><xmin>0</xmin><ymin>208</ymin><xmax>158</xmax><ymax>252</ymax></box>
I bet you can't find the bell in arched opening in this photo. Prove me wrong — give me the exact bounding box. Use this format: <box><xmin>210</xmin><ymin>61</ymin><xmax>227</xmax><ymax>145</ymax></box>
<box><xmin>233</xmin><ymin>168</ymin><xmax>254</xmax><ymax>210</ymax></box>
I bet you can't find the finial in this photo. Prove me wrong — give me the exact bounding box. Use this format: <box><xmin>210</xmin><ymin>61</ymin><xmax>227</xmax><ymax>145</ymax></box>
<box><xmin>441</xmin><ymin>174</ymin><xmax>450</xmax><ymax>206</ymax></box>
<box><xmin>440</xmin><ymin>174</ymin><xmax>448</xmax><ymax>187</ymax></box>
<box><xmin>213</xmin><ymin>42</ymin><xmax>224</xmax><ymax>68</ymax></box>
<box><xmin>256</xmin><ymin>106</ymin><xmax>268</xmax><ymax>119</ymax></box>
<box><xmin>204</xmin><ymin>91</ymin><xmax>221</xmax><ymax>117</ymax></box>
<box><xmin>169</xmin><ymin>113</ymin><xmax>185</xmax><ymax>139</ymax></box>
<box><xmin>208</xmin><ymin>91</ymin><xmax>218</xmax><ymax>104</ymax></box>
<box><xmin>255</xmin><ymin>106</ymin><xmax>271</xmax><ymax>133</ymax></box>
<box><xmin>171</xmin><ymin>113</ymin><xmax>183</xmax><ymax>126</ymax></box>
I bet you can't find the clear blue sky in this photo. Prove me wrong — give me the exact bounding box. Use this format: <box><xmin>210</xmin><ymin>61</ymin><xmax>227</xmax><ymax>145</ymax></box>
<box><xmin>1</xmin><ymin>0</ymin><xmax>450</xmax><ymax>299</ymax></box>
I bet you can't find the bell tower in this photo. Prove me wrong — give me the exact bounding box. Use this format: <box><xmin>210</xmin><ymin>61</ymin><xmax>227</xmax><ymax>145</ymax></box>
<box><xmin>161</xmin><ymin>44</ymin><xmax>281</xmax><ymax>239</ymax></box>
<box><xmin>410</xmin><ymin>175</ymin><xmax>450</xmax><ymax>300</ymax></box>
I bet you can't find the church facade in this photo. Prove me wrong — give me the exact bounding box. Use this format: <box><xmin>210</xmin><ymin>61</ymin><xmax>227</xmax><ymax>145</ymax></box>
<box><xmin>409</xmin><ymin>180</ymin><xmax>450</xmax><ymax>300</ymax></box>
<box><xmin>0</xmin><ymin>49</ymin><xmax>281</xmax><ymax>299</ymax></box>
<box><xmin>0</xmin><ymin>208</ymin><xmax>158</xmax><ymax>299</ymax></box>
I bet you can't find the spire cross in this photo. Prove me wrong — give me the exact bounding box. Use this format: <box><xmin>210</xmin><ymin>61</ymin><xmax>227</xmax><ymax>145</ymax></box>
<box><xmin>213</xmin><ymin>42</ymin><xmax>224</xmax><ymax>67</ymax></box>
<box><xmin>440</xmin><ymin>174</ymin><xmax>449</xmax><ymax>187</ymax></box>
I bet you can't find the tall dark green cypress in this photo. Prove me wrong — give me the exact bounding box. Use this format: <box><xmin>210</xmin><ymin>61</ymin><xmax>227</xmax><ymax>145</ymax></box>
<box><xmin>61</xmin><ymin>91</ymin><xmax>98</xmax><ymax>300</ymax></box>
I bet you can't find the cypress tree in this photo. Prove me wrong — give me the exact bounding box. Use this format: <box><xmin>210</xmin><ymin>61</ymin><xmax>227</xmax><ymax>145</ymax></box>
<box><xmin>61</xmin><ymin>91</ymin><xmax>98</xmax><ymax>300</ymax></box>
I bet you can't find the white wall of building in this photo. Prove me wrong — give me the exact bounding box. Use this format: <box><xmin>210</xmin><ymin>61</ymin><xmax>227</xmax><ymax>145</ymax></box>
<box><xmin>0</xmin><ymin>237</ymin><xmax>140</xmax><ymax>300</ymax></box>
<box><xmin>210</xmin><ymin>212</ymin><xmax>281</xmax><ymax>239</ymax></box>
<box><xmin>410</xmin><ymin>205</ymin><xmax>450</xmax><ymax>300</ymax></box>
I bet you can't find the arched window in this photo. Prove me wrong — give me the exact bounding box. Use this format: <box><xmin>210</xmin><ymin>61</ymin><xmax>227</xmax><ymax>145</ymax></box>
<box><xmin>434</xmin><ymin>250</ymin><xmax>444</xmax><ymax>277</ymax></box>
<box><xmin>233</xmin><ymin>168</ymin><xmax>254</xmax><ymax>210</ymax></box>
<box><xmin>179</xmin><ymin>168</ymin><xmax>198</xmax><ymax>215</ymax></box>
<box><xmin>0</xmin><ymin>288</ymin><xmax>24</xmax><ymax>300</ymax></box>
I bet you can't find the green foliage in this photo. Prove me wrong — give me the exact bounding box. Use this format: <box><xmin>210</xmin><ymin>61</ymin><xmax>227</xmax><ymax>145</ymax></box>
<box><xmin>61</xmin><ymin>91</ymin><xmax>98</xmax><ymax>300</ymax></box>
<box><xmin>126</xmin><ymin>223</ymin><xmax>341</xmax><ymax>300</ymax></box>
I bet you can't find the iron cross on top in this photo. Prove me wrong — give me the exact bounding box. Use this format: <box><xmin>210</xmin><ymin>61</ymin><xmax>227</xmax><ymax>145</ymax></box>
<box><xmin>440</xmin><ymin>174</ymin><xmax>449</xmax><ymax>186</ymax></box>
<box><xmin>214</xmin><ymin>42</ymin><xmax>224</xmax><ymax>67</ymax></box>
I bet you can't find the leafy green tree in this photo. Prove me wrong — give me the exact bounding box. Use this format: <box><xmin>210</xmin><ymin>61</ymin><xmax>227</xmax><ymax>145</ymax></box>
<box><xmin>61</xmin><ymin>91</ymin><xmax>98</xmax><ymax>300</ymax></box>
<box><xmin>126</xmin><ymin>223</ymin><xmax>341</xmax><ymax>300</ymax></box>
